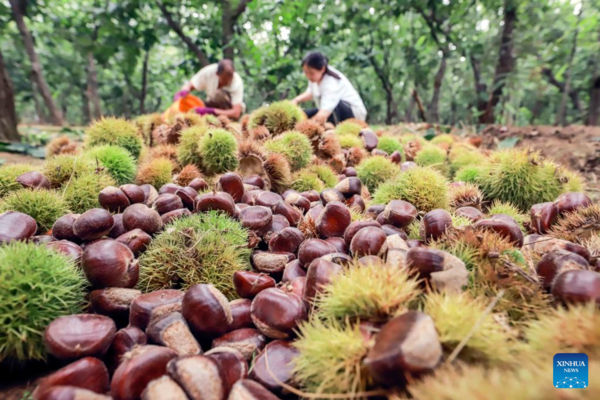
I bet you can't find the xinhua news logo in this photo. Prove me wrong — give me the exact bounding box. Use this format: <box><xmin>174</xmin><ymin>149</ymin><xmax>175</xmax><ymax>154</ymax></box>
<box><xmin>554</xmin><ymin>353</ymin><xmax>588</xmax><ymax>389</ymax></box>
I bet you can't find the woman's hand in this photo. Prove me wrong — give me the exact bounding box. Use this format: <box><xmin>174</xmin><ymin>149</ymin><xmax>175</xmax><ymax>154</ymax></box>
<box><xmin>312</xmin><ymin>109</ymin><xmax>331</xmax><ymax>124</ymax></box>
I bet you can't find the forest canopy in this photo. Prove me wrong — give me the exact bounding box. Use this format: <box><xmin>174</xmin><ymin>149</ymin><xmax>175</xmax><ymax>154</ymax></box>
<box><xmin>1</xmin><ymin>0</ymin><xmax>599</xmax><ymax>129</ymax></box>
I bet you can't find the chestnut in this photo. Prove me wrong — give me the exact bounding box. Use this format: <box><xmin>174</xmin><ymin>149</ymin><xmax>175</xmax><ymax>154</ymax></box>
<box><xmin>530</xmin><ymin>202</ymin><xmax>558</xmax><ymax>234</ymax></box>
<box><xmin>32</xmin><ymin>234</ymin><xmax>53</xmax><ymax>244</ymax></box>
<box><xmin>250</xmin><ymin>288</ymin><xmax>306</xmax><ymax>339</ymax></box>
<box><xmin>343</xmin><ymin>220</ymin><xmax>381</xmax><ymax>247</ymax></box>
<box><xmin>109</xmin><ymin>214</ymin><xmax>127</xmax><ymax>238</ymax></box>
<box><xmin>167</xmin><ymin>356</ymin><xmax>227</xmax><ymax>400</ymax></box>
<box><xmin>153</xmin><ymin>193</ymin><xmax>183</xmax><ymax>215</ymax></box>
<box><xmin>252</xmin><ymin>251</ymin><xmax>295</xmax><ymax>275</ymax></box>
<box><xmin>90</xmin><ymin>288</ymin><xmax>141</xmax><ymax>322</ymax></box>
<box><xmin>316</xmin><ymin>201</ymin><xmax>351</xmax><ymax>238</ymax></box>
<box><xmin>44</xmin><ymin>314</ymin><xmax>116</xmax><ymax>360</ymax></box>
<box><xmin>522</xmin><ymin>235</ymin><xmax>591</xmax><ymax>262</ymax></box>
<box><xmin>120</xmin><ymin>184</ymin><xmax>146</xmax><ymax>204</ymax></box>
<box><xmin>140</xmin><ymin>184</ymin><xmax>159</xmax><ymax>206</ymax></box>
<box><xmin>188</xmin><ymin>177</ymin><xmax>209</xmax><ymax>192</ymax></box>
<box><xmin>73</xmin><ymin>208</ymin><xmax>114</xmax><ymax>241</ymax></box>
<box><xmin>111</xmin><ymin>345</ymin><xmax>178</xmax><ymax>400</ymax></box>
<box><xmin>420</xmin><ymin>209</ymin><xmax>452</xmax><ymax>242</ymax></box>
<box><xmin>350</xmin><ymin>226</ymin><xmax>387</xmax><ymax>258</ymax></box>
<box><xmin>298</xmin><ymin>238</ymin><xmax>337</xmax><ymax>267</ymax></box>
<box><xmin>307</xmin><ymin>203</ymin><xmax>324</xmax><ymax>221</ymax></box>
<box><xmin>81</xmin><ymin>240</ymin><xmax>139</xmax><ymax>288</ymax></box>
<box><xmin>284</xmin><ymin>192</ymin><xmax>311</xmax><ymax>213</ymax></box>
<box><xmin>269</xmin><ymin>214</ymin><xmax>291</xmax><ymax>234</ymax></box>
<box><xmin>360</xmin><ymin>129</ymin><xmax>378</xmax><ymax>151</ymax></box>
<box><xmin>212</xmin><ymin>328</ymin><xmax>266</xmax><ymax>361</ymax></box>
<box><xmin>320</xmin><ymin>252</ymin><xmax>353</xmax><ymax>266</ymax></box>
<box><xmin>243</xmin><ymin>175</ymin><xmax>265</xmax><ymax>189</ymax></box>
<box><xmin>196</xmin><ymin>192</ymin><xmax>237</xmax><ymax>217</ymax></box>
<box><xmin>303</xmin><ymin>258</ymin><xmax>343</xmax><ymax>303</ymax></box>
<box><xmin>141</xmin><ymin>376</ymin><xmax>188</xmax><ymax>400</ymax></box>
<box><xmin>229</xmin><ymin>298</ymin><xmax>254</xmax><ymax>331</ymax></box>
<box><xmin>300</xmin><ymin>190</ymin><xmax>321</xmax><ymax>202</ymax></box>
<box><xmin>334</xmin><ymin>177</ymin><xmax>362</xmax><ymax>198</ymax></box>
<box><xmin>381</xmin><ymin>224</ymin><xmax>407</xmax><ymax>239</ymax></box>
<box><xmin>241</xmin><ymin>189</ymin><xmax>261</xmax><ymax>205</ymax></box>
<box><xmin>45</xmin><ymin>241</ymin><xmax>82</xmax><ymax>262</ymax></box>
<box><xmin>475</xmin><ymin>214</ymin><xmax>524</xmax><ymax>247</ymax></box>
<box><xmin>342</xmin><ymin>167</ymin><xmax>357</xmax><ymax>177</ymax></box>
<box><xmin>175</xmin><ymin>186</ymin><xmax>198</xmax><ymax>211</ymax></box>
<box><xmin>455</xmin><ymin>206</ymin><xmax>484</xmax><ymax>222</ymax></box>
<box><xmin>17</xmin><ymin>170</ymin><xmax>50</xmax><ymax>190</ymax></box>
<box><xmin>218</xmin><ymin>173</ymin><xmax>245</xmax><ymax>203</ymax></box>
<box><xmin>161</xmin><ymin>208</ymin><xmax>192</xmax><ymax>225</ymax></box>
<box><xmin>320</xmin><ymin>188</ymin><xmax>345</xmax><ymax>205</ymax></box>
<box><xmin>366</xmin><ymin>204</ymin><xmax>386</xmax><ymax>219</ymax></box>
<box><xmin>228</xmin><ymin>379</ymin><xmax>280</xmax><ymax>400</ymax></box>
<box><xmin>389</xmin><ymin>150</ymin><xmax>402</xmax><ymax>164</ymax></box>
<box><xmin>248</xmin><ymin>340</ymin><xmax>299</xmax><ymax>394</ymax></box>
<box><xmin>364</xmin><ymin>311</ymin><xmax>442</xmax><ymax>385</ymax></box>
<box><xmin>123</xmin><ymin>204</ymin><xmax>163</xmax><ymax>235</ymax></box>
<box><xmin>159</xmin><ymin>183</ymin><xmax>182</xmax><ymax>195</ymax></box>
<box><xmin>400</xmin><ymin>161</ymin><xmax>417</xmax><ymax>171</ymax></box>
<box><xmin>106</xmin><ymin>327</ymin><xmax>147</xmax><ymax>372</ymax></box>
<box><xmin>233</xmin><ymin>271</ymin><xmax>276</xmax><ymax>299</ymax></box>
<box><xmin>273</xmin><ymin>201</ymin><xmax>302</xmax><ymax>226</ymax></box>
<box><xmin>551</xmin><ymin>270</ymin><xmax>600</xmax><ymax>305</ymax></box>
<box><xmin>98</xmin><ymin>186</ymin><xmax>130</xmax><ymax>213</ymax></box>
<box><xmin>35</xmin><ymin>386</ymin><xmax>111</xmax><ymax>400</ymax></box>
<box><xmin>406</xmin><ymin>247</ymin><xmax>468</xmax><ymax>292</ymax></box>
<box><xmin>116</xmin><ymin>229</ymin><xmax>152</xmax><ymax>256</ymax></box>
<box><xmin>282</xmin><ymin>259</ymin><xmax>307</xmax><ymax>282</ymax></box>
<box><xmin>268</xmin><ymin>227</ymin><xmax>305</xmax><ymax>253</ymax></box>
<box><xmin>130</xmin><ymin>289</ymin><xmax>185</xmax><ymax>331</ymax></box>
<box><xmin>385</xmin><ymin>234</ymin><xmax>410</xmax><ymax>270</ymax></box>
<box><xmin>383</xmin><ymin>200</ymin><xmax>417</xmax><ymax>229</ymax></box>
<box><xmin>325</xmin><ymin>236</ymin><xmax>348</xmax><ymax>254</ymax></box>
<box><xmin>146</xmin><ymin>312</ymin><xmax>201</xmax><ymax>357</ymax></box>
<box><xmin>536</xmin><ymin>250</ymin><xmax>589</xmax><ymax>290</ymax></box>
<box><xmin>205</xmin><ymin>347</ymin><xmax>248</xmax><ymax>395</ymax></box>
<box><xmin>182</xmin><ymin>284</ymin><xmax>233</xmax><ymax>339</ymax></box>
<box><xmin>555</xmin><ymin>192</ymin><xmax>592</xmax><ymax>215</ymax></box>
<box><xmin>32</xmin><ymin>357</ymin><xmax>109</xmax><ymax>398</ymax></box>
<box><xmin>255</xmin><ymin>191</ymin><xmax>283</xmax><ymax>208</ymax></box>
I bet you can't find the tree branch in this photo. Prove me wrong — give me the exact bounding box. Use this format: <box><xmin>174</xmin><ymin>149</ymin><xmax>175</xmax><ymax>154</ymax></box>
<box><xmin>232</xmin><ymin>0</ymin><xmax>252</xmax><ymax>21</ymax></box>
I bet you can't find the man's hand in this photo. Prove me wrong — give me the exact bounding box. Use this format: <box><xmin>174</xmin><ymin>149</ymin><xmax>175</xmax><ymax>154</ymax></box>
<box><xmin>174</xmin><ymin>90</ymin><xmax>190</xmax><ymax>101</ymax></box>
<box><xmin>312</xmin><ymin>109</ymin><xmax>331</xmax><ymax>124</ymax></box>
<box><xmin>194</xmin><ymin>107</ymin><xmax>216</xmax><ymax>116</ymax></box>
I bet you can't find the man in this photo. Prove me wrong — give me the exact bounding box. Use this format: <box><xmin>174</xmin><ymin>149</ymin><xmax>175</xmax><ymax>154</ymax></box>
<box><xmin>174</xmin><ymin>59</ymin><xmax>245</xmax><ymax>120</ymax></box>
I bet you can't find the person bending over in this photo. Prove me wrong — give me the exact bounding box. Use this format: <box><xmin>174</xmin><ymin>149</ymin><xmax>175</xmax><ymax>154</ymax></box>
<box><xmin>291</xmin><ymin>51</ymin><xmax>367</xmax><ymax>125</ymax></box>
<box><xmin>174</xmin><ymin>59</ymin><xmax>245</xmax><ymax>120</ymax></box>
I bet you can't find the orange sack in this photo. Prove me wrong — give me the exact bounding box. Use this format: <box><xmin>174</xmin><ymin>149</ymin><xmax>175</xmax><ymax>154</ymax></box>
<box><xmin>162</xmin><ymin>94</ymin><xmax>205</xmax><ymax>119</ymax></box>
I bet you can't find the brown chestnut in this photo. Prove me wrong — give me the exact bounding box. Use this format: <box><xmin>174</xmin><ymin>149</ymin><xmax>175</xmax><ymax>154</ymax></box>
<box><xmin>81</xmin><ymin>240</ymin><xmax>139</xmax><ymax>288</ymax></box>
<box><xmin>141</xmin><ymin>376</ymin><xmax>188</xmax><ymax>400</ymax></box>
<box><xmin>248</xmin><ymin>340</ymin><xmax>299</xmax><ymax>394</ymax></box>
<box><xmin>109</xmin><ymin>214</ymin><xmax>127</xmax><ymax>238</ymax></box>
<box><xmin>406</xmin><ymin>247</ymin><xmax>468</xmax><ymax>292</ymax></box>
<box><xmin>298</xmin><ymin>238</ymin><xmax>337</xmax><ymax>267</ymax></box>
<box><xmin>146</xmin><ymin>312</ymin><xmax>201</xmax><ymax>357</ymax></box>
<box><xmin>250</xmin><ymin>288</ymin><xmax>306</xmax><ymax>339</ymax></box>
<box><xmin>300</xmin><ymin>190</ymin><xmax>321</xmax><ymax>202</ymax></box>
<box><xmin>325</xmin><ymin>236</ymin><xmax>348</xmax><ymax>254</ymax></box>
<box><xmin>233</xmin><ymin>271</ymin><xmax>276</xmax><ymax>299</ymax></box>
<box><xmin>46</xmin><ymin>240</ymin><xmax>82</xmax><ymax>262</ymax></box>
<box><xmin>268</xmin><ymin>227</ymin><xmax>305</xmax><ymax>253</ymax></box>
<box><xmin>343</xmin><ymin>220</ymin><xmax>381</xmax><ymax>247</ymax></box>
<box><xmin>116</xmin><ymin>229</ymin><xmax>152</xmax><ymax>256</ymax></box>
<box><xmin>188</xmin><ymin>177</ymin><xmax>209</xmax><ymax>192</ymax></box>
<box><xmin>400</xmin><ymin>161</ymin><xmax>417</xmax><ymax>171</ymax></box>
<box><xmin>530</xmin><ymin>202</ymin><xmax>558</xmax><ymax>234</ymax></box>
<box><xmin>106</xmin><ymin>327</ymin><xmax>147</xmax><ymax>372</ymax></box>
<box><xmin>90</xmin><ymin>288</ymin><xmax>141</xmax><ymax>322</ymax></box>
<box><xmin>120</xmin><ymin>184</ymin><xmax>146</xmax><ymax>204</ymax></box>
<box><xmin>552</xmin><ymin>270</ymin><xmax>600</xmax><ymax>305</ymax></box>
<box><xmin>536</xmin><ymin>250</ymin><xmax>589</xmax><ymax>290</ymax></box>
<box><xmin>350</xmin><ymin>226</ymin><xmax>387</xmax><ymax>258</ymax></box>
<box><xmin>228</xmin><ymin>379</ymin><xmax>280</xmax><ymax>400</ymax></box>
<box><xmin>389</xmin><ymin>150</ymin><xmax>402</xmax><ymax>164</ymax></box>
<box><xmin>282</xmin><ymin>259</ymin><xmax>307</xmax><ymax>282</ymax></box>
<box><xmin>161</xmin><ymin>208</ymin><xmax>192</xmax><ymax>225</ymax></box>
<box><xmin>130</xmin><ymin>289</ymin><xmax>185</xmax><ymax>331</ymax></box>
<box><xmin>17</xmin><ymin>170</ymin><xmax>50</xmax><ymax>190</ymax></box>
<box><xmin>284</xmin><ymin>192</ymin><xmax>311</xmax><ymax>213</ymax></box>
<box><xmin>196</xmin><ymin>192</ymin><xmax>237</xmax><ymax>217</ymax></box>
<box><xmin>33</xmin><ymin>357</ymin><xmax>109</xmax><ymax>398</ymax></box>
<box><xmin>51</xmin><ymin>213</ymin><xmax>80</xmax><ymax>242</ymax></box>
<box><xmin>44</xmin><ymin>314</ymin><xmax>116</xmax><ymax>360</ymax></box>
<box><xmin>320</xmin><ymin>188</ymin><xmax>345</xmax><ymax>205</ymax></box>
<box><xmin>111</xmin><ymin>345</ymin><xmax>178</xmax><ymax>400</ymax></box>
<box><xmin>455</xmin><ymin>206</ymin><xmax>484</xmax><ymax>222</ymax></box>
<box><xmin>303</xmin><ymin>258</ymin><xmax>343</xmax><ymax>303</ymax></box>
<box><xmin>229</xmin><ymin>298</ymin><xmax>254</xmax><ymax>331</ymax></box>
<box><xmin>35</xmin><ymin>386</ymin><xmax>111</xmax><ymax>400</ymax></box>
<box><xmin>98</xmin><ymin>186</ymin><xmax>130</xmax><ymax>213</ymax></box>
<box><xmin>73</xmin><ymin>208</ymin><xmax>114</xmax><ymax>241</ymax></box>
<box><xmin>475</xmin><ymin>214</ymin><xmax>524</xmax><ymax>247</ymax></box>
<box><xmin>252</xmin><ymin>251</ymin><xmax>295</xmax><ymax>275</ymax></box>
<box><xmin>316</xmin><ymin>201</ymin><xmax>351</xmax><ymax>238</ymax></box>
<box><xmin>334</xmin><ymin>177</ymin><xmax>362</xmax><ymax>198</ymax></box>
<box><xmin>218</xmin><ymin>173</ymin><xmax>245</xmax><ymax>203</ymax></box>
<box><xmin>140</xmin><ymin>183</ymin><xmax>159</xmax><ymax>206</ymax></box>
<box><xmin>383</xmin><ymin>200</ymin><xmax>417</xmax><ymax>229</ymax></box>
<box><xmin>273</xmin><ymin>201</ymin><xmax>302</xmax><ymax>226</ymax></box>
<box><xmin>158</xmin><ymin>183</ymin><xmax>182</xmax><ymax>195</ymax></box>
<box><xmin>205</xmin><ymin>347</ymin><xmax>248</xmax><ymax>396</ymax></box>
<box><xmin>255</xmin><ymin>191</ymin><xmax>283</xmax><ymax>208</ymax></box>
<box><xmin>212</xmin><ymin>328</ymin><xmax>266</xmax><ymax>361</ymax></box>
<box><xmin>366</xmin><ymin>204</ymin><xmax>386</xmax><ymax>219</ymax></box>
<box><xmin>386</xmin><ymin>234</ymin><xmax>410</xmax><ymax>269</ymax></box>
<box><xmin>167</xmin><ymin>356</ymin><xmax>226</xmax><ymax>400</ymax></box>
<box><xmin>182</xmin><ymin>284</ymin><xmax>233</xmax><ymax>339</ymax></box>
<box><xmin>175</xmin><ymin>186</ymin><xmax>198</xmax><ymax>210</ymax></box>
<box><xmin>243</xmin><ymin>175</ymin><xmax>265</xmax><ymax>189</ymax></box>
<box><xmin>420</xmin><ymin>209</ymin><xmax>452</xmax><ymax>242</ymax></box>
<box><xmin>555</xmin><ymin>192</ymin><xmax>592</xmax><ymax>215</ymax></box>
<box><xmin>342</xmin><ymin>167</ymin><xmax>357</xmax><ymax>177</ymax></box>
<box><xmin>123</xmin><ymin>204</ymin><xmax>163</xmax><ymax>235</ymax></box>
<box><xmin>153</xmin><ymin>193</ymin><xmax>183</xmax><ymax>215</ymax></box>
<box><xmin>360</xmin><ymin>129</ymin><xmax>378</xmax><ymax>151</ymax></box>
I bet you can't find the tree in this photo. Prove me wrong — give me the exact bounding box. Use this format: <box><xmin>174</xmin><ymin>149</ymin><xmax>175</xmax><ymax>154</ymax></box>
<box><xmin>8</xmin><ymin>0</ymin><xmax>64</xmax><ymax>125</ymax></box>
<box><xmin>0</xmin><ymin>49</ymin><xmax>19</xmax><ymax>141</ymax></box>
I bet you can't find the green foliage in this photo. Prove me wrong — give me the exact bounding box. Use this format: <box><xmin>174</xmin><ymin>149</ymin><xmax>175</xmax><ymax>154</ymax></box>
<box><xmin>198</xmin><ymin>129</ymin><xmax>239</xmax><ymax>174</ymax></box>
<box><xmin>334</xmin><ymin>121</ymin><xmax>362</xmax><ymax>136</ymax></box>
<box><xmin>0</xmin><ymin>242</ymin><xmax>86</xmax><ymax>362</ymax></box>
<box><xmin>455</xmin><ymin>165</ymin><xmax>485</xmax><ymax>183</ymax></box>
<box><xmin>430</xmin><ymin>134</ymin><xmax>455</xmax><ymax>147</ymax></box>
<box><xmin>138</xmin><ymin>212</ymin><xmax>250</xmax><ymax>299</ymax></box>
<box><xmin>177</xmin><ymin>125</ymin><xmax>208</xmax><ymax>168</ymax></box>
<box><xmin>248</xmin><ymin>101</ymin><xmax>305</xmax><ymax>135</ymax></box>
<box><xmin>415</xmin><ymin>145</ymin><xmax>449</xmax><ymax>176</ymax></box>
<box><xmin>292</xmin><ymin>170</ymin><xmax>325</xmax><ymax>192</ymax></box>
<box><xmin>136</xmin><ymin>158</ymin><xmax>174</xmax><ymax>188</ymax></box>
<box><xmin>263</xmin><ymin>131</ymin><xmax>312</xmax><ymax>171</ymax></box>
<box><xmin>356</xmin><ymin>156</ymin><xmax>399</xmax><ymax>192</ymax></box>
<box><xmin>376</xmin><ymin>136</ymin><xmax>403</xmax><ymax>155</ymax></box>
<box><xmin>487</xmin><ymin>200</ymin><xmax>529</xmax><ymax>229</ymax></box>
<box><xmin>478</xmin><ymin>150</ymin><xmax>562</xmax><ymax>211</ymax></box>
<box><xmin>449</xmin><ymin>150</ymin><xmax>487</xmax><ymax>177</ymax></box>
<box><xmin>43</xmin><ymin>154</ymin><xmax>96</xmax><ymax>188</ymax></box>
<box><xmin>337</xmin><ymin>134</ymin><xmax>363</xmax><ymax>149</ymax></box>
<box><xmin>373</xmin><ymin>167</ymin><xmax>449</xmax><ymax>212</ymax></box>
<box><xmin>0</xmin><ymin>189</ymin><xmax>69</xmax><ymax>234</ymax></box>
<box><xmin>86</xmin><ymin>117</ymin><xmax>143</xmax><ymax>159</ymax></box>
<box><xmin>85</xmin><ymin>145</ymin><xmax>137</xmax><ymax>185</ymax></box>
<box><xmin>63</xmin><ymin>171</ymin><xmax>116</xmax><ymax>214</ymax></box>
<box><xmin>0</xmin><ymin>164</ymin><xmax>36</xmax><ymax>198</ymax></box>
<box><xmin>310</xmin><ymin>165</ymin><xmax>338</xmax><ymax>188</ymax></box>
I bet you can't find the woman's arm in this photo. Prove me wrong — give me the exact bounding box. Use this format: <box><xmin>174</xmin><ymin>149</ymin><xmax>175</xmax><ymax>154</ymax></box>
<box><xmin>291</xmin><ymin>90</ymin><xmax>313</xmax><ymax>105</ymax></box>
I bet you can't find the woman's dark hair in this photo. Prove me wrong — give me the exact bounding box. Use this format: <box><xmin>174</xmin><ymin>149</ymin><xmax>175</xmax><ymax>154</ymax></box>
<box><xmin>301</xmin><ymin>51</ymin><xmax>340</xmax><ymax>80</ymax></box>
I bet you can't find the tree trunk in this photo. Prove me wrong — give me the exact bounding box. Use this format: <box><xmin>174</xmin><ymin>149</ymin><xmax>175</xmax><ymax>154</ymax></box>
<box><xmin>86</xmin><ymin>52</ymin><xmax>102</xmax><ymax>120</ymax></box>
<box><xmin>556</xmin><ymin>6</ymin><xmax>582</xmax><ymax>126</ymax></box>
<box><xmin>0</xmin><ymin>50</ymin><xmax>20</xmax><ymax>142</ymax></box>
<box><xmin>469</xmin><ymin>56</ymin><xmax>488</xmax><ymax>120</ymax></box>
<box><xmin>140</xmin><ymin>49</ymin><xmax>150</xmax><ymax>114</ymax></box>
<box><xmin>222</xmin><ymin>1</ymin><xmax>235</xmax><ymax>61</ymax></box>
<box><xmin>81</xmin><ymin>89</ymin><xmax>91</xmax><ymax>125</ymax></box>
<box><xmin>480</xmin><ymin>1</ymin><xmax>517</xmax><ymax>124</ymax></box>
<box><xmin>587</xmin><ymin>28</ymin><xmax>600</xmax><ymax>125</ymax></box>
<box><xmin>405</xmin><ymin>95</ymin><xmax>415</xmax><ymax>122</ymax></box>
<box><xmin>412</xmin><ymin>89</ymin><xmax>427</xmax><ymax>122</ymax></box>
<box><xmin>9</xmin><ymin>0</ymin><xmax>63</xmax><ymax>126</ymax></box>
<box><xmin>428</xmin><ymin>55</ymin><xmax>447</xmax><ymax>123</ymax></box>
<box><xmin>29</xmin><ymin>71</ymin><xmax>45</xmax><ymax>124</ymax></box>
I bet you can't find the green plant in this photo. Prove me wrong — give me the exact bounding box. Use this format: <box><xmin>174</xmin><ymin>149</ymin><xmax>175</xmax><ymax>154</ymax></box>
<box><xmin>487</xmin><ymin>200</ymin><xmax>528</xmax><ymax>230</ymax></box>
<box><xmin>291</xmin><ymin>170</ymin><xmax>325</xmax><ymax>192</ymax></box>
<box><xmin>356</xmin><ymin>156</ymin><xmax>399</xmax><ymax>192</ymax></box>
<box><xmin>310</xmin><ymin>165</ymin><xmax>338</xmax><ymax>188</ymax></box>
<box><xmin>62</xmin><ymin>171</ymin><xmax>116</xmax><ymax>214</ymax></box>
<box><xmin>449</xmin><ymin>150</ymin><xmax>487</xmax><ymax>177</ymax></box>
<box><xmin>293</xmin><ymin>318</ymin><xmax>372</xmax><ymax>396</ymax></box>
<box><xmin>43</xmin><ymin>154</ymin><xmax>96</xmax><ymax>188</ymax></box>
<box><xmin>415</xmin><ymin>145</ymin><xmax>449</xmax><ymax>176</ymax></box>
<box><xmin>0</xmin><ymin>189</ymin><xmax>69</xmax><ymax>233</ymax></box>
<box><xmin>376</xmin><ymin>136</ymin><xmax>403</xmax><ymax>155</ymax></box>
<box><xmin>430</xmin><ymin>134</ymin><xmax>455</xmax><ymax>147</ymax></box>
<box><xmin>138</xmin><ymin>212</ymin><xmax>250</xmax><ymax>298</ymax></box>
<box><xmin>373</xmin><ymin>167</ymin><xmax>449</xmax><ymax>212</ymax></box>
<box><xmin>136</xmin><ymin>158</ymin><xmax>174</xmax><ymax>189</ymax></box>
<box><xmin>454</xmin><ymin>165</ymin><xmax>485</xmax><ymax>183</ymax></box>
<box><xmin>86</xmin><ymin>117</ymin><xmax>143</xmax><ymax>159</ymax></box>
<box><xmin>0</xmin><ymin>242</ymin><xmax>86</xmax><ymax>362</ymax></box>
<box><xmin>198</xmin><ymin>129</ymin><xmax>239</xmax><ymax>174</ymax></box>
<box><xmin>248</xmin><ymin>101</ymin><xmax>305</xmax><ymax>135</ymax></box>
<box><xmin>334</xmin><ymin>121</ymin><xmax>362</xmax><ymax>136</ymax></box>
<box><xmin>177</xmin><ymin>125</ymin><xmax>208</xmax><ymax>168</ymax></box>
<box><xmin>264</xmin><ymin>131</ymin><xmax>312</xmax><ymax>171</ymax></box>
<box><xmin>85</xmin><ymin>145</ymin><xmax>137</xmax><ymax>185</ymax></box>
<box><xmin>0</xmin><ymin>164</ymin><xmax>36</xmax><ymax>198</ymax></box>
<box><xmin>549</xmin><ymin>204</ymin><xmax>600</xmax><ymax>243</ymax></box>
<box><xmin>338</xmin><ymin>134</ymin><xmax>363</xmax><ymax>149</ymax></box>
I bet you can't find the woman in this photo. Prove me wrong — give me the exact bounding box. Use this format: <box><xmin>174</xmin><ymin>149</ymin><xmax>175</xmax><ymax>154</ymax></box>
<box><xmin>291</xmin><ymin>51</ymin><xmax>367</xmax><ymax>125</ymax></box>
